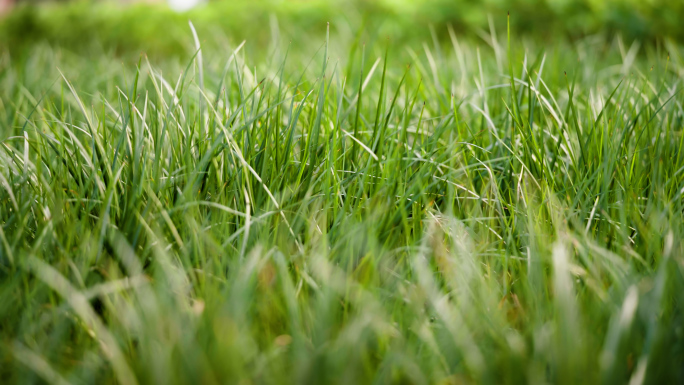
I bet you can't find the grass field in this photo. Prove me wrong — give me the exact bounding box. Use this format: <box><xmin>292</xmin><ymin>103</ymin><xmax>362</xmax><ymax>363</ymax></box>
<box><xmin>1</xmin><ymin>3</ymin><xmax>684</xmax><ymax>384</ymax></box>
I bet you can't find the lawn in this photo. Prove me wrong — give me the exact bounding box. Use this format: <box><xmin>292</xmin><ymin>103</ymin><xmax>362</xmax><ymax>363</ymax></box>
<box><xmin>0</xmin><ymin>1</ymin><xmax>683</xmax><ymax>384</ymax></box>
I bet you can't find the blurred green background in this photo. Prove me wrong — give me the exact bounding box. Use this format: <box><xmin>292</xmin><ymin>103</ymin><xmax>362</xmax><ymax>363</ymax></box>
<box><xmin>1</xmin><ymin>0</ymin><xmax>683</xmax><ymax>59</ymax></box>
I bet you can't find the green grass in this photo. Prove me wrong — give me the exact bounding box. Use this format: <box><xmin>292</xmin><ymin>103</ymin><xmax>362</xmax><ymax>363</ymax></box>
<box><xmin>1</xmin><ymin>11</ymin><xmax>684</xmax><ymax>384</ymax></box>
<box><xmin>4</xmin><ymin>0</ymin><xmax>684</xmax><ymax>59</ymax></box>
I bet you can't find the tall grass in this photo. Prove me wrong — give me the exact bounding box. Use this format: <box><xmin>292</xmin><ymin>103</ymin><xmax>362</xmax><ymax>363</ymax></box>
<box><xmin>0</xmin><ymin>17</ymin><xmax>683</xmax><ymax>384</ymax></box>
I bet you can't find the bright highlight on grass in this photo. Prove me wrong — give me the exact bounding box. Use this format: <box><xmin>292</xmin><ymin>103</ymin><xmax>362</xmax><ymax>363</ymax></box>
<box><xmin>0</xmin><ymin>14</ymin><xmax>683</xmax><ymax>384</ymax></box>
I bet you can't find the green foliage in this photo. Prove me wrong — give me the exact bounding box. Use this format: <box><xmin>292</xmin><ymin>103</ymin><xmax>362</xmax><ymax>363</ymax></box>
<box><xmin>2</xmin><ymin>0</ymin><xmax>684</xmax><ymax>58</ymax></box>
<box><xmin>1</xmin><ymin>11</ymin><xmax>684</xmax><ymax>384</ymax></box>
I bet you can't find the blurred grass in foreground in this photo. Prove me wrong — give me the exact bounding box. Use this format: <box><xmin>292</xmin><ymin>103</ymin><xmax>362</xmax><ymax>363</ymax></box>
<box><xmin>0</xmin><ymin>3</ymin><xmax>684</xmax><ymax>385</ymax></box>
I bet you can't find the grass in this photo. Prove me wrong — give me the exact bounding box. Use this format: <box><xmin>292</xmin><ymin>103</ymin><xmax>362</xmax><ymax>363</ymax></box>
<box><xmin>1</xmin><ymin>11</ymin><xmax>684</xmax><ymax>384</ymax></box>
<box><xmin>4</xmin><ymin>0</ymin><xmax>684</xmax><ymax>58</ymax></box>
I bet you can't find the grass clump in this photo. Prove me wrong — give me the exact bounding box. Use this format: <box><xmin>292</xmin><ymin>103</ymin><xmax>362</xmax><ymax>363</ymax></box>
<box><xmin>0</xmin><ymin>15</ymin><xmax>683</xmax><ymax>384</ymax></box>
